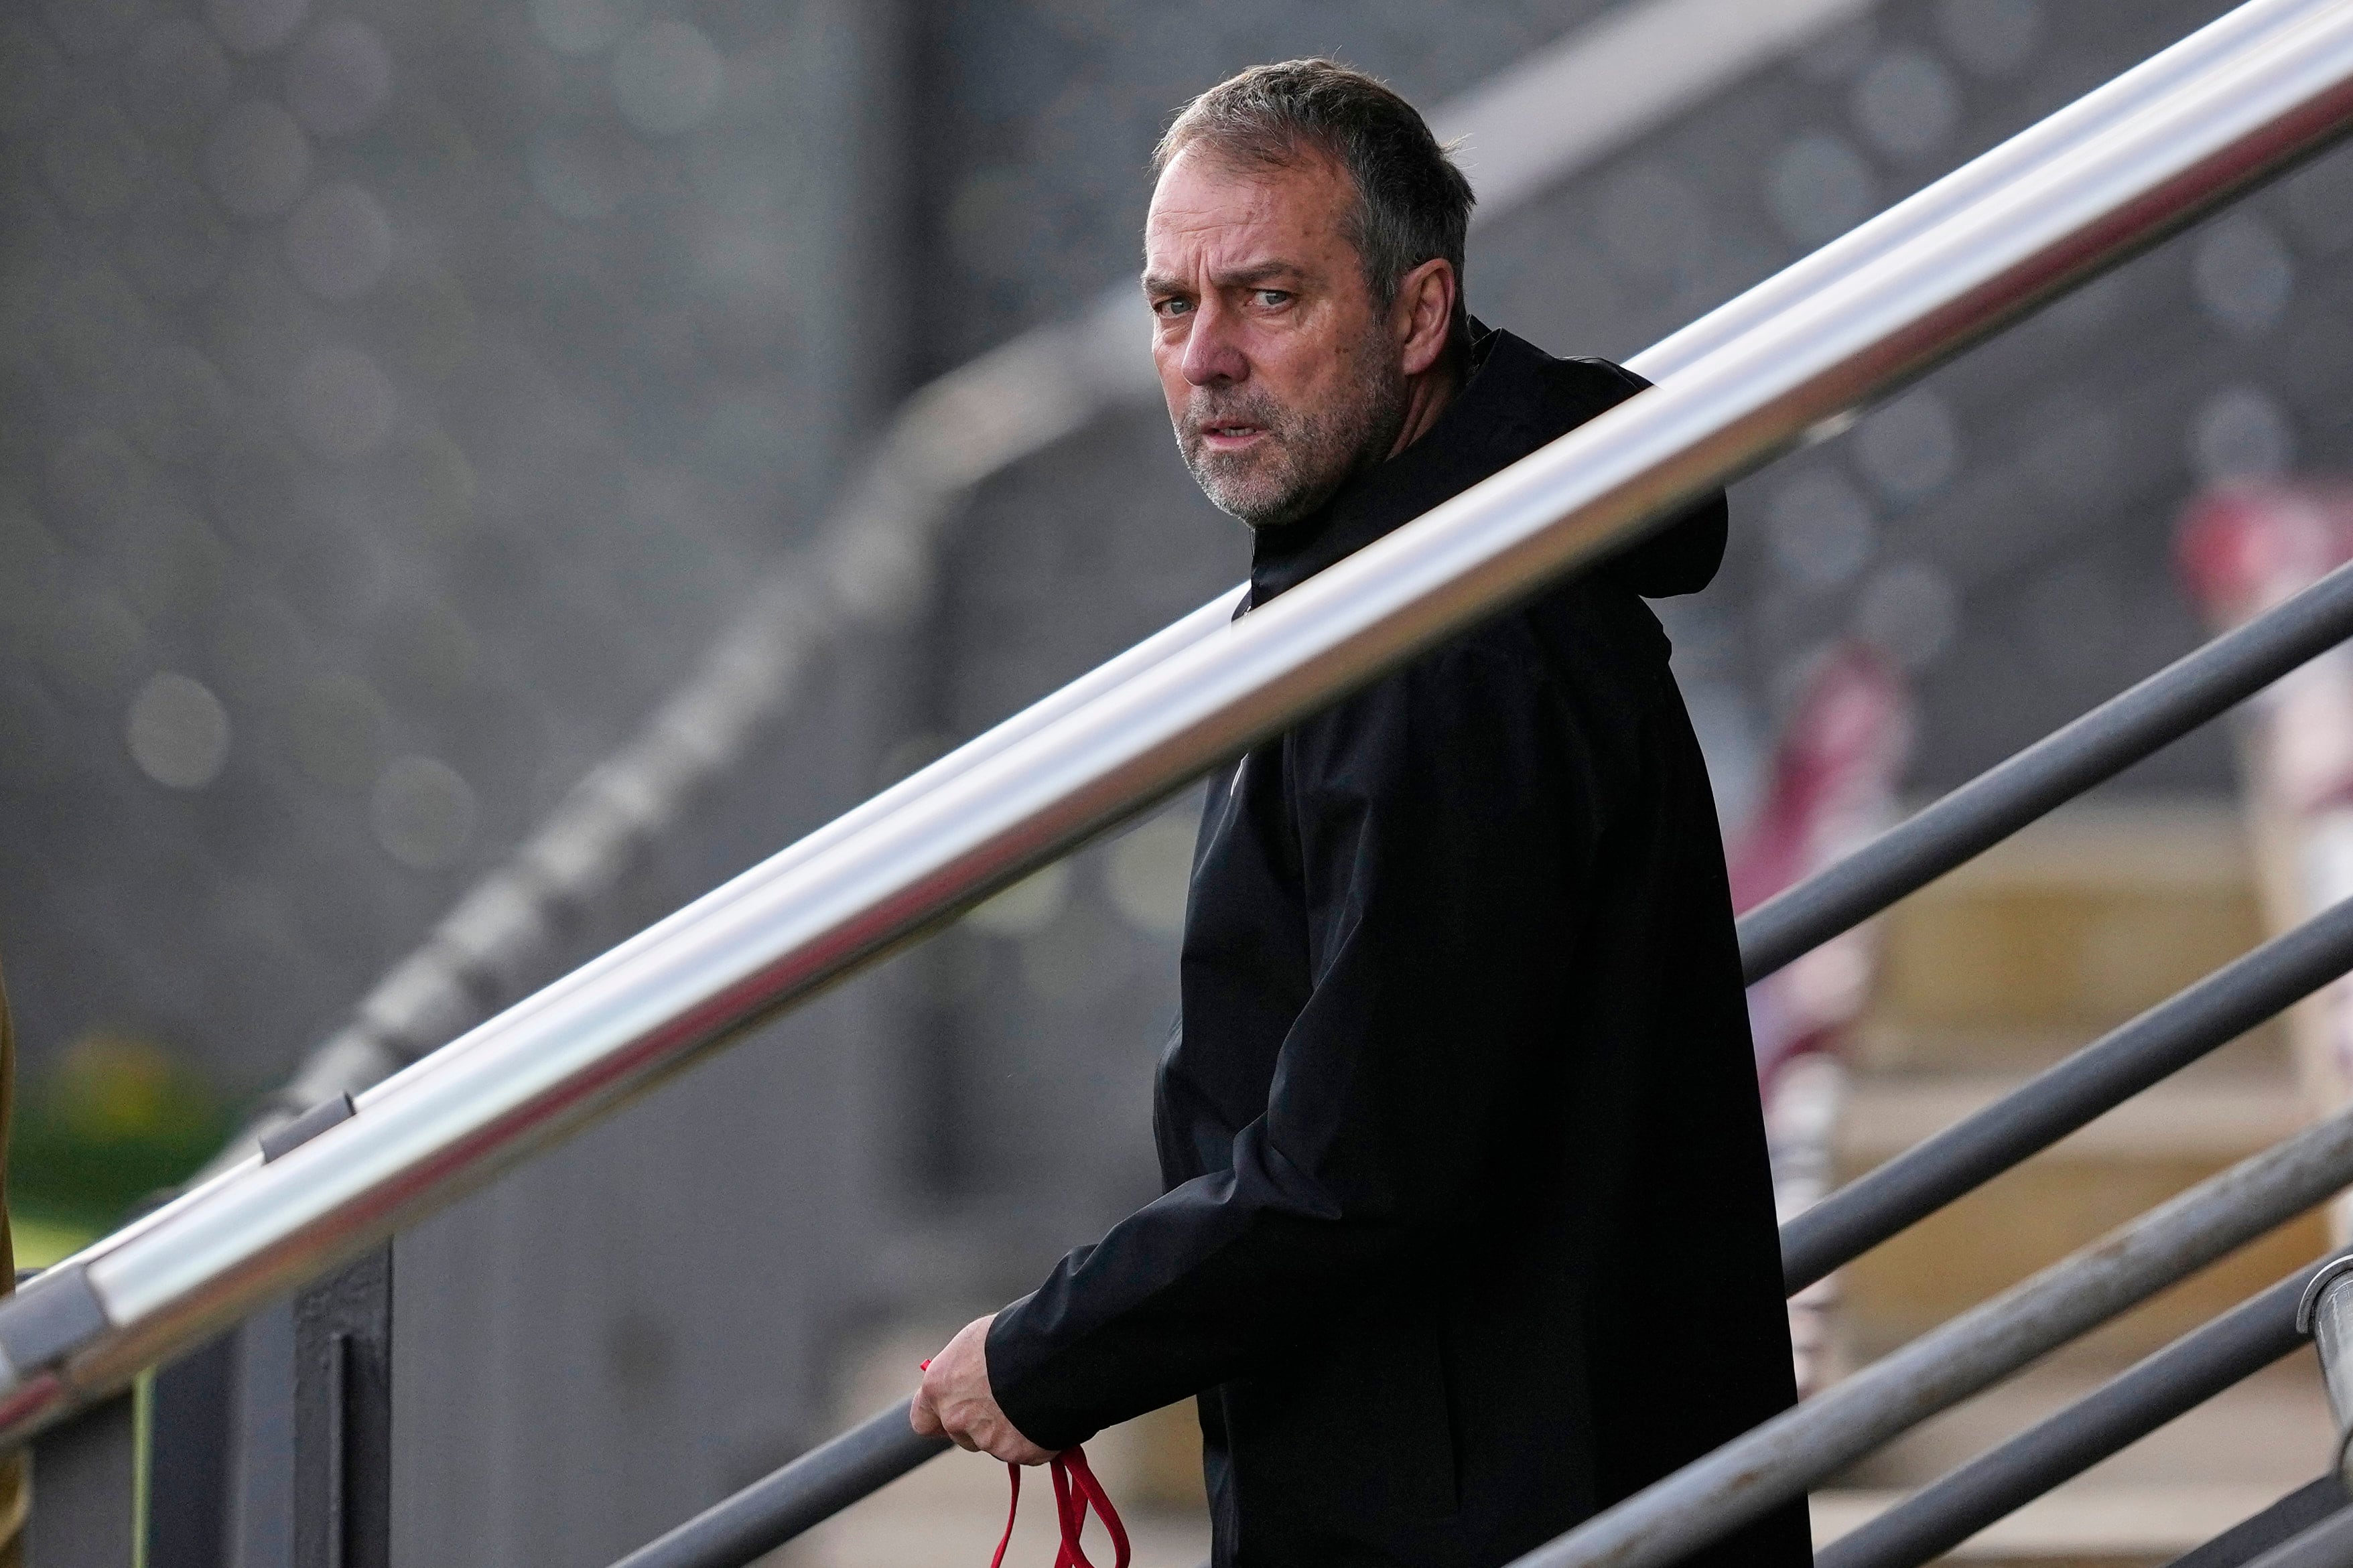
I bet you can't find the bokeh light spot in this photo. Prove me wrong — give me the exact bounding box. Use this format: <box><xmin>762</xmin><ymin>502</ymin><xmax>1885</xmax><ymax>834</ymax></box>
<box><xmin>1851</xmin><ymin>47</ymin><xmax>1961</xmax><ymax>160</ymax></box>
<box><xmin>1767</xmin><ymin>131</ymin><xmax>1875</xmax><ymax>248</ymax></box>
<box><xmin>2189</xmin><ymin>384</ymin><xmax>2295</xmax><ymax>485</ymax></box>
<box><xmin>1853</xmin><ymin>390</ymin><xmax>1960</xmax><ymax>503</ymax></box>
<box><xmin>127</xmin><ymin>670</ymin><xmax>230</xmax><ymax>788</ymax></box>
<box><xmin>370</xmin><ymin>754</ymin><xmax>478</xmax><ymax>869</ymax></box>
<box><xmin>203</xmin><ymin>100</ymin><xmax>312</xmax><ymax>216</ymax></box>
<box><xmin>2192</xmin><ymin>214</ymin><xmax>2294</xmax><ymax>339</ymax></box>
<box><xmin>287</xmin><ymin>18</ymin><xmax>392</xmax><ymax>137</ymax></box>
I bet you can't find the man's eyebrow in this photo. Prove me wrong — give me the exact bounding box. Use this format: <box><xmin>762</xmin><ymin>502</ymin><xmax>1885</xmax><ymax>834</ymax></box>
<box><xmin>1213</xmin><ymin>261</ymin><xmax>1307</xmax><ymax>289</ymax></box>
<box><xmin>1140</xmin><ymin>260</ymin><xmax>1311</xmax><ymax>297</ymax></box>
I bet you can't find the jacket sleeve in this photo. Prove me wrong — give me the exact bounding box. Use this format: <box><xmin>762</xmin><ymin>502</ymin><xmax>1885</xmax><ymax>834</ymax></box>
<box><xmin>986</xmin><ymin>639</ymin><xmax>1609</xmax><ymax>1449</ymax></box>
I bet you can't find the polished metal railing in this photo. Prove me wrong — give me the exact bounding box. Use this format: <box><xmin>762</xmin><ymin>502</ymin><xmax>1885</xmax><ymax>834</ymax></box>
<box><xmin>25</xmin><ymin>5</ymin><xmax>2353</xmax><ymax>1568</ymax></box>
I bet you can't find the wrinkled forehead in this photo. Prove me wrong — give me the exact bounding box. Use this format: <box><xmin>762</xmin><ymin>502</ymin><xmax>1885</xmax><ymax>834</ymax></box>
<box><xmin>1143</xmin><ymin>143</ymin><xmax>1357</xmax><ymax>274</ymax></box>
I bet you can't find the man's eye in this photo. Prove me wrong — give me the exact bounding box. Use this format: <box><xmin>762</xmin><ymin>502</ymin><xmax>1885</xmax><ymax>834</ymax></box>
<box><xmin>1154</xmin><ymin>297</ymin><xmax>1192</xmax><ymax>318</ymax></box>
<box><xmin>1256</xmin><ymin>289</ymin><xmax>1292</xmax><ymax>307</ymax></box>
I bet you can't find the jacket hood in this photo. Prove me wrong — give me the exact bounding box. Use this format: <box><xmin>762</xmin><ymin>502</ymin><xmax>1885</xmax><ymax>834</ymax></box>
<box><xmin>1248</xmin><ymin>322</ymin><xmax>1728</xmax><ymax>607</ymax></box>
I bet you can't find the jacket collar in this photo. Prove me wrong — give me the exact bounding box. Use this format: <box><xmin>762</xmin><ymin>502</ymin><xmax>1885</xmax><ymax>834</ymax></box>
<box><xmin>1247</xmin><ymin>320</ymin><xmax>1546</xmax><ymax>608</ymax></box>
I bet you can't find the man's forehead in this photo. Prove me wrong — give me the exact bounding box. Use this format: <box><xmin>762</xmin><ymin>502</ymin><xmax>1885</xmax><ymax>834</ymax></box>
<box><xmin>1144</xmin><ymin>146</ymin><xmax>1352</xmax><ymax>264</ymax></box>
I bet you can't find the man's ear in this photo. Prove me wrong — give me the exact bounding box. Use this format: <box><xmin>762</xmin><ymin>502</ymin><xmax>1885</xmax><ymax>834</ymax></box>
<box><xmin>1394</xmin><ymin>257</ymin><xmax>1458</xmax><ymax>377</ymax></box>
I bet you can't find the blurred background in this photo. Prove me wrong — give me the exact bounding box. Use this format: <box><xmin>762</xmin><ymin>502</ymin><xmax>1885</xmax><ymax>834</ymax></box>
<box><xmin>7</xmin><ymin>0</ymin><xmax>2353</xmax><ymax>1563</ymax></box>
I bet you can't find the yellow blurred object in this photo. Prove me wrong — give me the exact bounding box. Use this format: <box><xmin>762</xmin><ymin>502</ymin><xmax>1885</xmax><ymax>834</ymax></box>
<box><xmin>53</xmin><ymin>1034</ymin><xmax>182</xmax><ymax>1144</ymax></box>
<box><xmin>7</xmin><ymin>1216</ymin><xmax>92</xmax><ymax>1271</ymax></box>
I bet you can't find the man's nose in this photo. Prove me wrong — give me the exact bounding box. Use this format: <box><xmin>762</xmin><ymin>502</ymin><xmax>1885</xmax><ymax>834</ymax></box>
<box><xmin>1179</xmin><ymin>299</ymin><xmax>1248</xmax><ymax>387</ymax></box>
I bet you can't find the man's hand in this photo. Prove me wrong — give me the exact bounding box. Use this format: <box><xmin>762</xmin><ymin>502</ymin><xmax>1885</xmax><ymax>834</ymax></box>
<box><xmin>910</xmin><ymin>1314</ymin><xmax>1053</xmax><ymax>1465</ymax></box>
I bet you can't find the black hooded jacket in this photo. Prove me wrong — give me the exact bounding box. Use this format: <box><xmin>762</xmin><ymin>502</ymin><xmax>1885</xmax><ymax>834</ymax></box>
<box><xmin>986</xmin><ymin>326</ymin><xmax>1808</xmax><ymax>1568</ymax></box>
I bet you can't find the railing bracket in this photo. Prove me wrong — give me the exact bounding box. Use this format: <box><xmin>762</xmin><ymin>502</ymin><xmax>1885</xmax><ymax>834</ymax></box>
<box><xmin>261</xmin><ymin>1093</ymin><xmax>358</xmax><ymax>1163</ymax></box>
<box><xmin>0</xmin><ymin>1264</ymin><xmax>111</xmax><ymax>1374</ymax></box>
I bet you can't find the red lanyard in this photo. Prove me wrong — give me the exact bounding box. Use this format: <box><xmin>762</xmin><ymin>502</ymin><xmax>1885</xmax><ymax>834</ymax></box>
<box><xmin>987</xmin><ymin>1446</ymin><xmax>1130</xmax><ymax>1568</ymax></box>
<box><xmin>917</xmin><ymin>1356</ymin><xmax>1131</xmax><ymax>1567</ymax></box>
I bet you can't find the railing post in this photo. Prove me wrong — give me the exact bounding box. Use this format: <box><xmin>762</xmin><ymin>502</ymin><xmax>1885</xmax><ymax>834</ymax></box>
<box><xmin>290</xmin><ymin>1245</ymin><xmax>392</xmax><ymax>1568</ymax></box>
<box><xmin>23</xmin><ymin>1390</ymin><xmax>137</xmax><ymax>1566</ymax></box>
<box><xmin>2297</xmin><ymin>1257</ymin><xmax>2353</xmax><ymax>1494</ymax></box>
<box><xmin>149</xmin><ymin>1334</ymin><xmax>237</xmax><ymax>1568</ymax></box>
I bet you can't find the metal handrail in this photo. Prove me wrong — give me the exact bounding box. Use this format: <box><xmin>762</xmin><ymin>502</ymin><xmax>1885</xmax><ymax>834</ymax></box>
<box><xmin>13</xmin><ymin>0</ymin><xmax>2353</xmax><ymax>1486</ymax></box>
<box><xmin>1785</xmin><ymin>892</ymin><xmax>2353</xmax><ymax>1289</ymax></box>
<box><xmin>1503</xmin><ymin>1108</ymin><xmax>2353</xmax><ymax>1568</ymax></box>
<box><xmin>1820</xmin><ymin>1263</ymin><xmax>2330</xmax><ymax>1568</ymax></box>
<box><xmin>614</xmin><ymin>1405</ymin><xmax>941</xmax><ymax>1568</ymax></box>
<box><xmin>606</xmin><ymin>1399</ymin><xmax>948</xmax><ymax>1568</ymax></box>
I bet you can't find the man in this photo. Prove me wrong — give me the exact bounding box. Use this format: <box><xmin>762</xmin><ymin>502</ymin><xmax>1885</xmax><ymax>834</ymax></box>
<box><xmin>913</xmin><ymin>60</ymin><xmax>1806</xmax><ymax>1568</ymax></box>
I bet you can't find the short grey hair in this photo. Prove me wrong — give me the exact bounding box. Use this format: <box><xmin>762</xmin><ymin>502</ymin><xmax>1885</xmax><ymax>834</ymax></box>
<box><xmin>1153</xmin><ymin>60</ymin><xmax>1476</xmax><ymax>354</ymax></box>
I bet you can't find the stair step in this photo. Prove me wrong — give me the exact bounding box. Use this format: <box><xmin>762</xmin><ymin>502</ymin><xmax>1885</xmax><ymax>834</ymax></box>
<box><xmin>1832</xmin><ymin>1353</ymin><xmax>2330</xmax><ymax>1490</ymax></box>
<box><xmin>1869</xmin><ymin>802</ymin><xmax>2261</xmax><ymax>1040</ymax></box>
<box><xmin>1832</xmin><ymin>1074</ymin><xmax>2324</xmax><ymax>1358</ymax></box>
<box><xmin>1838</xmin><ymin>1076</ymin><xmax>2306</xmax><ymax>1164</ymax></box>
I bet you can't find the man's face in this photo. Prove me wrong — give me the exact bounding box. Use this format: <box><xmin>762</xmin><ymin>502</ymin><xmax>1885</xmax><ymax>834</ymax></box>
<box><xmin>1143</xmin><ymin>146</ymin><xmax>1410</xmax><ymax>528</ymax></box>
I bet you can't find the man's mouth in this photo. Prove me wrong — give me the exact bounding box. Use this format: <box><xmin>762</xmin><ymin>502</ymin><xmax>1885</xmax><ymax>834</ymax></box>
<box><xmin>1198</xmin><ymin>422</ymin><xmax>1268</xmax><ymax>450</ymax></box>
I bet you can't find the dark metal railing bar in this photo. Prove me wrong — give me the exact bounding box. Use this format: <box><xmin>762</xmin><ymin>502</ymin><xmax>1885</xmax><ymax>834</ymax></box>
<box><xmin>2172</xmin><ymin>1479</ymin><xmax>2350</xmax><ymax>1568</ymax></box>
<box><xmin>1737</xmin><ymin>557</ymin><xmax>2353</xmax><ymax>984</ymax></box>
<box><xmin>1818</xmin><ymin>1261</ymin><xmax>2330</xmax><ymax>1568</ymax></box>
<box><xmin>1503</xmin><ymin>1107</ymin><xmax>2353</xmax><ymax>1568</ymax></box>
<box><xmin>632</xmin><ymin>1109</ymin><xmax>2353</xmax><ymax>1568</ymax></box>
<box><xmin>1783</xmin><ymin>896</ymin><xmax>2353</xmax><ymax>1290</ymax></box>
<box><xmin>610</xmin><ymin>1401</ymin><xmax>945</xmax><ymax>1568</ymax></box>
<box><xmin>2238</xmin><ymin>1503</ymin><xmax>2353</xmax><ymax>1568</ymax></box>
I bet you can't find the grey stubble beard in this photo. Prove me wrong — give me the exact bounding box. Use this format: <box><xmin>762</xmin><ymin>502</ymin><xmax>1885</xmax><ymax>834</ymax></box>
<box><xmin>1175</xmin><ymin>327</ymin><xmax>1410</xmax><ymax>530</ymax></box>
